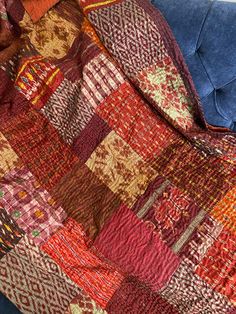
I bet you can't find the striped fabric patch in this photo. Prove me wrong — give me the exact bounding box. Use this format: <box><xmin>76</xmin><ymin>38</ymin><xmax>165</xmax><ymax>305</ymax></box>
<box><xmin>41</xmin><ymin>218</ymin><xmax>124</xmax><ymax>309</ymax></box>
<box><xmin>80</xmin><ymin>52</ymin><xmax>125</xmax><ymax>109</ymax></box>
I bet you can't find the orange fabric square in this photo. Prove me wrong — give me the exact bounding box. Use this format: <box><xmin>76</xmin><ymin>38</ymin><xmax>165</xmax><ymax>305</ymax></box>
<box><xmin>41</xmin><ymin>218</ymin><xmax>124</xmax><ymax>309</ymax></box>
<box><xmin>196</xmin><ymin>230</ymin><xmax>236</xmax><ymax>305</ymax></box>
<box><xmin>211</xmin><ymin>186</ymin><xmax>236</xmax><ymax>235</ymax></box>
<box><xmin>21</xmin><ymin>0</ymin><xmax>60</xmax><ymax>22</ymax></box>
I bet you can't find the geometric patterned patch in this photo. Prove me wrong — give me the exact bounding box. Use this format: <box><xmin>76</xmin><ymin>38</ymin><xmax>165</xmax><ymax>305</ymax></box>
<box><xmin>80</xmin><ymin>52</ymin><xmax>125</xmax><ymax>109</ymax></box>
<box><xmin>196</xmin><ymin>229</ymin><xmax>236</xmax><ymax>306</ymax></box>
<box><xmin>42</xmin><ymin>218</ymin><xmax>124</xmax><ymax>309</ymax></box>
<box><xmin>160</xmin><ymin>262</ymin><xmax>233</xmax><ymax>314</ymax></box>
<box><xmin>66</xmin><ymin>292</ymin><xmax>107</xmax><ymax>314</ymax></box>
<box><xmin>0</xmin><ymin>208</ymin><xmax>24</xmax><ymax>259</ymax></box>
<box><xmin>0</xmin><ymin>166</ymin><xmax>67</xmax><ymax>245</ymax></box>
<box><xmin>86</xmin><ymin>131</ymin><xmax>157</xmax><ymax>207</ymax></box>
<box><xmin>96</xmin><ymin>82</ymin><xmax>177</xmax><ymax>163</ymax></box>
<box><xmin>179</xmin><ymin>214</ymin><xmax>223</xmax><ymax>270</ymax></box>
<box><xmin>15</xmin><ymin>55</ymin><xmax>63</xmax><ymax>109</ymax></box>
<box><xmin>43</xmin><ymin>52</ymin><xmax>124</xmax><ymax>145</ymax></box>
<box><xmin>42</xmin><ymin>78</ymin><xmax>95</xmax><ymax>145</ymax></box>
<box><xmin>89</xmin><ymin>0</ymin><xmax>167</xmax><ymax>77</ymax></box>
<box><xmin>0</xmin><ymin>236</ymin><xmax>79</xmax><ymax>314</ymax></box>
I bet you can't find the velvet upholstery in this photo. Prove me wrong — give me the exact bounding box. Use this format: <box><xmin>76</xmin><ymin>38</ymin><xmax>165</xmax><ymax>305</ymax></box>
<box><xmin>0</xmin><ymin>293</ymin><xmax>21</xmax><ymax>314</ymax></box>
<box><xmin>151</xmin><ymin>0</ymin><xmax>236</xmax><ymax>131</ymax></box>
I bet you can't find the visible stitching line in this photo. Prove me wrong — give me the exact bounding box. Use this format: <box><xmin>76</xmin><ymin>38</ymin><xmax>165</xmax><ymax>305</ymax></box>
<box><xmin>195</xmin><ymin>0</ymin><xmax>216</xmax><ymax>51</ymax></box>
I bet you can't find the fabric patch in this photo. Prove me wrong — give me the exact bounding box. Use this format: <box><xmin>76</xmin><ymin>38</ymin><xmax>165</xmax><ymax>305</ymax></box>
<box><xmin>21</xmin><ymin>0</ymin><xmax>60</xmax><ymax>23</ymax></box>
<box><xmin>19</xmin><ymin>6</ymin><xmax>81</xmax><ymax>59</ymax></box>
<box><xmin>6</xmin><ymin>0</ymin><xmax>24</xmax><ymax>23</ymax></box>
<box><xmin>46</xmin><ymin>52</ymin><xmax>123</xmax><ymax>142</ymax></box>
<box><xmin>80</xmin><ymin>17</ymin><xmax>108</xmax><ymax>52</ymax></box>
<box><xmin>42</xmin><ymin>78</ymin><xmax>95</xmax><ymax>145</ymax></box>
<box><xmin>193</xmin><ymin>132</ymin><xmax>236</xmax><ymax>160</ymax></box>
<box><xmin>96</xmin><ymin>82</ymin><xmax>177</xmax><ymax>162</ymax></box>
<box><xmin>51</xmin><ymin>162</ymin><xmax>121</xmax><ymax>240</ymax></box>
<box><xmin>94</xmin><ymin>204</ymin><xmax>180</xmax><ymax>290</ymax></box>
<box><xmin>160</xmin><ymin>262</ymin><xmax>232</xmax><ymax>314</ymax></box>
<box><xmin>141</xmin><ymin>183</ymin><xmax>201</xmax><ymax>247</ymax></box>
<box><xmin>54</xmin><ymin>28</ymin><xmax>100</xmax><ymax>83</ymax></box>
<box><xmin>132</xmin><ymin>175</ymin><xmax>167</xmax><ymax>215</ymax></box>
<box><xmin>0</xmin><ymin>108</ymin><xmax>78</xmax><ymax>191</ymax></box>
<box><xmin>80</xmin><ymin>52</ymin><xmax>125</xmax><ymax>109</ymax></box>
<box><xmin>0</xmin><ymin>236</ymin><xmax>79</xmax><ymax>314</ymax></box>
<box><xmin>79</xmin><ymin>0</ymin><xmax>123</xmax><ymax>13</ymax></box>
<box><xmin>152</xmin><ymin>137</ymin><xmax>234</xmax><ymax>211</ymax></box>
<box><xmin>73</xmin><ymin>114</ymin><xmax>111</xmax><ymax>163</ymax></box>
<box><xmin>0</xmin><ymin>132</ymin><xmax>19</xmax><ymax>178</ymax></box>
<box><xmin>0</xmin><ymin>74</ymin><xmax>30</xmax><ymax>123</ymax></box>
<box><xmin>196</xmin><ymin>229</ymin><xmax>236</xmax><ymax>305</ymax></box>
<box><xmin>0</xmin><ymin>166</ymin><xmax>67</xmax><ymax>245</ymax></box>
<box><xmin>106</xmin><ymin>276</ymin><xmax>179</xmax><ymax>314</ymax></box>
<box><xmin>15</xmin><ymin>55</ymin><xmax>63</xmax><ymax>109</ymax></box>
<box><xmin>66</xmin><ymin>292</ymin><xmax>107</xmax><ymax>314</ymax></box>
<box><xmin>88</xmin><ymin>0</ymin><xmax>167</xmax><ymax>77</ymax></box>
<box><xmin>0</xmin><ymin>37</ymin><xmax>38</xmax><ymax>82</ymax></box>
<box><xmin>0</xmin><ymin>0</ymin><xmax>13</xmax><ymax>47</ymax></box>
<box><xmin>210</xmin><ymin>186</ymin><xmax>236</xmax><ymax>235</ymax></box>
<box><xmin>228</xmin><ymin>308</ymin><xmax>236</xmax><ymax>314</ymax></box>
<box><xmin>42</xmin><ymin>218</ymin><xmax>124</xmax><ymax>309</ymax></box>
<box><xmin>178</xmin><ymin>214</ymin><xmax>223</xmax><ymax>270</ymax></box>
<box><xmin>0</xmin><ymin>208</ymin><xmax>23</xmax><ymax>259</ymax></box>
<box><xmin>86</xmin><ymin>131</ymin><xmax>157</xmax><ymax>207</ymax></box>
<box><xmin>136</xmin><ymin>56</ymin><xmax>194</xmax><ymax>130</ymax></box>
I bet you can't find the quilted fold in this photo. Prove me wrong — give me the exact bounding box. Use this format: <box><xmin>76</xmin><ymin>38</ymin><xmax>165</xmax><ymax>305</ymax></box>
<box><xmin>77</xmin><ymin>0</ymin><xmax>236</xmax><ymax>161</ymax></box>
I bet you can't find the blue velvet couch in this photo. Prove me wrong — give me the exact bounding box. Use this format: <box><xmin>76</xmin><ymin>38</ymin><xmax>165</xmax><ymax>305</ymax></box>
<box><xmin>0</xmin><ymin>294</ymin><xmax>21</xmax><ymax>314</ymax></box>
<box><xmin>151</xmin><ymin>0</ymin><xmax>236</xmax><ymax>132</ymax></box>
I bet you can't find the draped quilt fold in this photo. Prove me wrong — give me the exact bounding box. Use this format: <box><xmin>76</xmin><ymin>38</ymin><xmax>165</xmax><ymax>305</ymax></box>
<box><xmin>0</xmin><ymin>0</ymin><xmax>235</xmax><ymax>313</ymax></box>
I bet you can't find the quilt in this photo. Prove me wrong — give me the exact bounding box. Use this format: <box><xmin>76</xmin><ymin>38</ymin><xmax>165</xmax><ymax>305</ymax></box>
<box><xmin>0</xmin><ymin>0</ymin><xmax>236</xmax><ymax>313</ymax></box>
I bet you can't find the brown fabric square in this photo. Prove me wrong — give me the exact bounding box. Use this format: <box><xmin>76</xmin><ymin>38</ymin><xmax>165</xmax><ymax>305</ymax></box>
<box><xmin>51</xmin><ymin>162</ymin><xmax>121</xmax><ymax>240</ymax></box>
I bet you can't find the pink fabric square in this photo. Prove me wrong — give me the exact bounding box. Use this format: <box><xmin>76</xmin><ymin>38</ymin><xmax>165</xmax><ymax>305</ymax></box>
<box><xmin>94</xmin><ymin>205</ymin><xmax>180</xmax><ymax>290</ymax></box>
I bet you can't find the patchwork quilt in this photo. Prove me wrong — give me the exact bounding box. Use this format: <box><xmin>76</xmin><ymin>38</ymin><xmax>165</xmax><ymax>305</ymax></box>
<box><xmin>0</xmin><ymin>0</ymin><xmax>236</xmax><ymax>313</ymax></box>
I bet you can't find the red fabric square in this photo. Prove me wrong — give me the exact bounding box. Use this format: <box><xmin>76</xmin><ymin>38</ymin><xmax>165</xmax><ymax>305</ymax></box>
<box><xmin>1</xmin><ymin>108</ymin><xmax>78</xmax><ymax>191</ymax></box>
<box><xmin>196</xmin><ymin>230</ymin><xmax>236</xmax><ymax>304</ymax></box>
<box><xmin>42</xmin><ymin>218</ymin><xmax>124</xmax><ymax>309</ymax></box>
<box><xmin>96</xmin><ymin>82</ymin><xmax>177</xmax><ymax>162</ymax></box>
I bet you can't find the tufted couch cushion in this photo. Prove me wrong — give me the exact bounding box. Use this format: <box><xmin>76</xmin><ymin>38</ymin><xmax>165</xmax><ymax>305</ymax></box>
<box><xmin>151</xmin><ymin>0</ymin><xmax>236</xmax><ymax>132</ymax></box>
